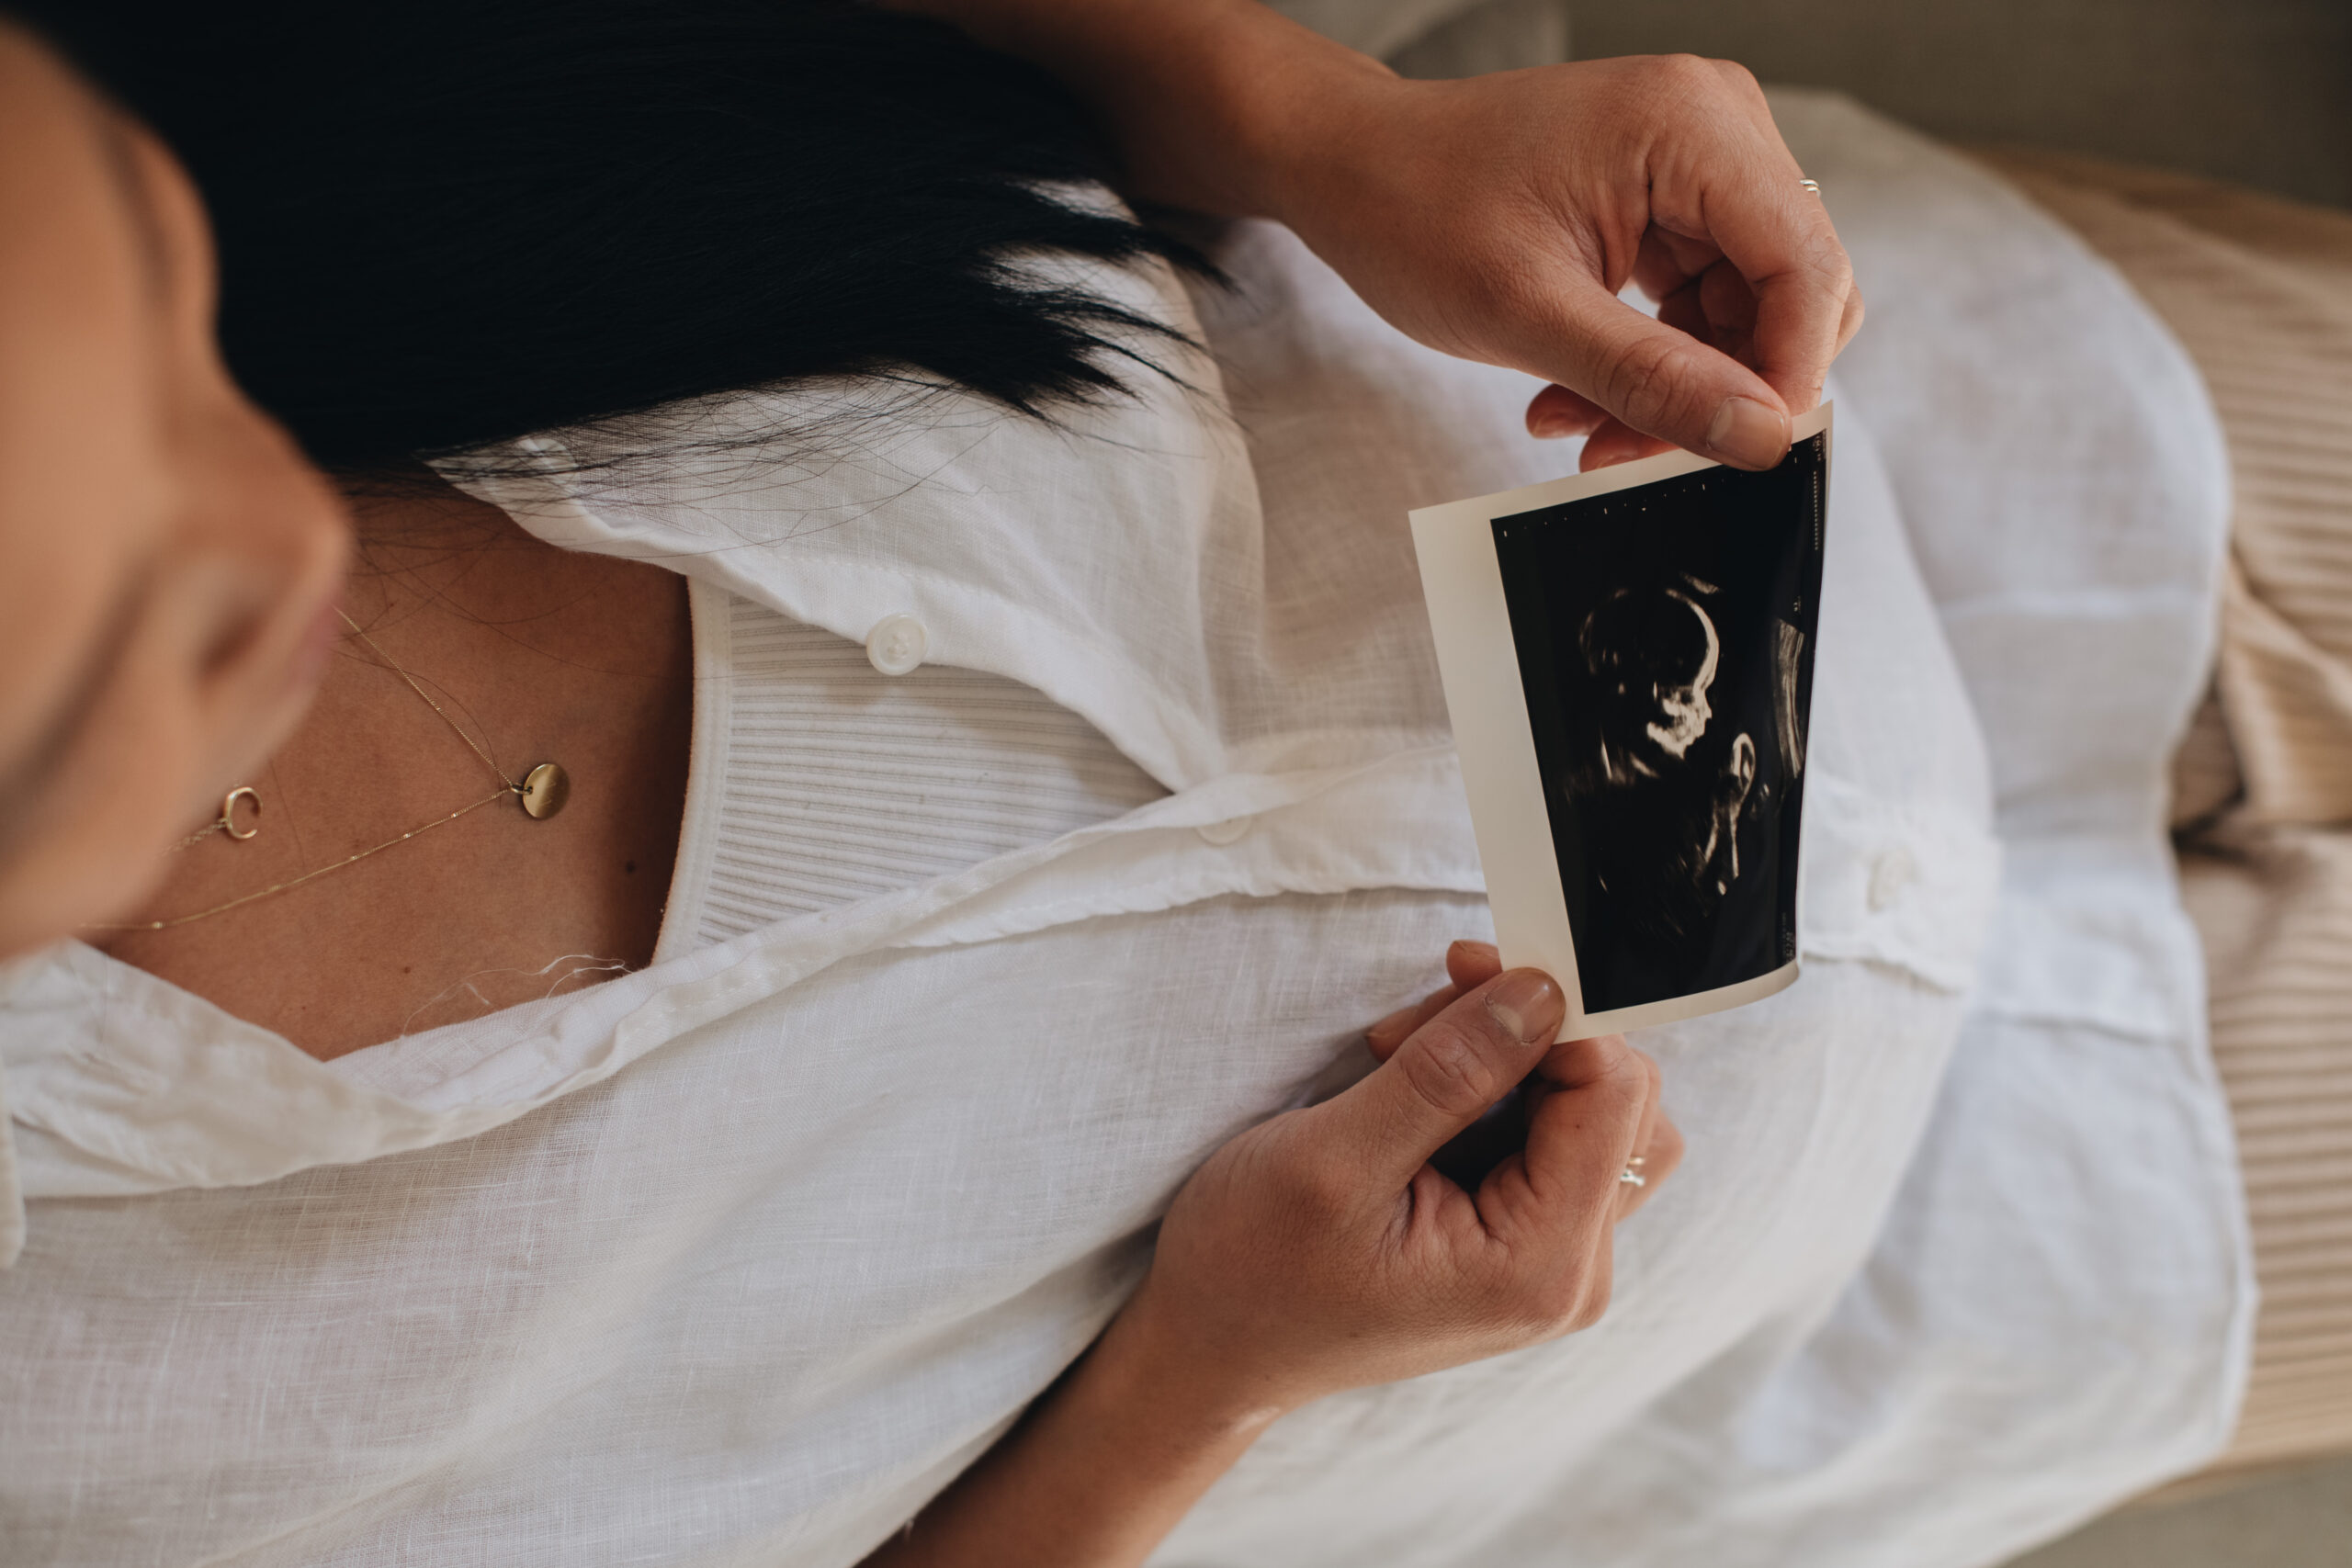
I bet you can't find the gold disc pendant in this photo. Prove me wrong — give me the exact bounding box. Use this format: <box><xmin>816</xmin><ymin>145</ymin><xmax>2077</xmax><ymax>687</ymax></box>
<box><xmin>518</xmin><ymin>761</ymin><xmax>570</xmax><ymax>819</ymax></box>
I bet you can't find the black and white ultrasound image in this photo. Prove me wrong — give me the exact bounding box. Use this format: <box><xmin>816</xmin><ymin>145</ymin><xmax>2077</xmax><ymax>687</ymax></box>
<box><xmin>1493</xmin><ymin>432</ymin><xmax>1826</xmax><ymax>1015</ymax></box>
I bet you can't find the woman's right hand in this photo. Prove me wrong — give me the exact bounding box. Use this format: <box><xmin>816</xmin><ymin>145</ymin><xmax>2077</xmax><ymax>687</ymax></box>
<box><xmin>865</xmin><ymin>943</ymin><xmax>1679</xmax><ymax>1567</ymax></box>
<box><xmin>1113</xmin><ymin>942</ymin><xmax>1681</xmax><ymax>1420</ymax></box>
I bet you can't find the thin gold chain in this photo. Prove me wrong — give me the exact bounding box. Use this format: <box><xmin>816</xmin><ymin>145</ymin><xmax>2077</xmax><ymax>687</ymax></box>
<box><xmin>336</xmin><ymin>607</ymin><xmax>517</xmax><ymax>789</ymax></box>
<box><xmin>91</xmin><ymin>789</ymin><xmax>513</xmax><ymax>931</ymax></box>
<box><xmin>169</xmin><ymin>819</ymin><xmax>228</xmax><ymax>854</ymax></box>
<box><xmin>87</xmin><ymin>609</ymin><xmax>530</xmax><ymax>933</ymax></box>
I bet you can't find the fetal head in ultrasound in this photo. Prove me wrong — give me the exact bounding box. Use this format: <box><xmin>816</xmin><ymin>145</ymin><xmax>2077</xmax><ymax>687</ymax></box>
<box><xmin>1492</xmin><ymin>432</ymin><xmax>1826</xmax><ymax>1015</ymax></box>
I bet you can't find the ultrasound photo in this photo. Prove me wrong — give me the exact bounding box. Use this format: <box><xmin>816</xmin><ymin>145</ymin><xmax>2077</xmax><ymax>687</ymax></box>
<box><xmin>1411</xmin><ymin>406</ymin><xmax>1829</xmax><ymax>1032</ymax></box>
<box><xmin>1493</xmin><ymin>430</ymin><xmax>1825</xmax><ymax>1015</ymax></box>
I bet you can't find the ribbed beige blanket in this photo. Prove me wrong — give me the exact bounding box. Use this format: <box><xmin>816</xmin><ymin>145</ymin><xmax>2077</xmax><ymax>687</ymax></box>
<box><xmin>1976</xmin><ymin>149</ymin><xmax>2352</xmax><ymax>1478</ymax></box>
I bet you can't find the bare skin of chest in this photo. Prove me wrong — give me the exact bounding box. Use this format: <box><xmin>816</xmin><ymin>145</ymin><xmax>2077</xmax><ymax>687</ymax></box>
<box><xmin>96</xmin><ymin>481</ymin><xmax>692</xmax><ymax>1060</ymax></box>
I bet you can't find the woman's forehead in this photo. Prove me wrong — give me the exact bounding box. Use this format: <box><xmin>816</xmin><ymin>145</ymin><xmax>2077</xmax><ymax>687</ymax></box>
<box><xmin>0</xmin><ymin>31</ymin><xmax>173</xmax><ymax>795</ymax></box>
<box><xmin>0</xmin><ymin>28</ymin><xmax>148</xmax><ymax>291</ymax></box>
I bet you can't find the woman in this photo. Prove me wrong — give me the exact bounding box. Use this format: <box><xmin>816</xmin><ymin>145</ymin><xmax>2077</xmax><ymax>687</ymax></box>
<box><xmin>6</xmin><ymin>0</ymin><xmax>1849</xmax><ymax>1048</ymax></box>
<box><xmin>0</xmin><ymin>5</ymin><xmax>2241</xmax><ymax>1566</ymax></box>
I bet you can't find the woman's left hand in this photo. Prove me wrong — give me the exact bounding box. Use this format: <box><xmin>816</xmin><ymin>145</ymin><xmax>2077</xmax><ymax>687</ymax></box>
<box><xmin>1249</xmin><ymin>51</ymin><xmax>1862</xmax><ymax>472</ymax></box>
<box><xmin>896</xmin><ymin>0</ymin><xmax>1862</xmax><ymax>472</ymax></box>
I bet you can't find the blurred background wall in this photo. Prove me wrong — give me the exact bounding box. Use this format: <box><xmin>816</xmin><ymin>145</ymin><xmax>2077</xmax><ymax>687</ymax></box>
<box><xmin>1283</xmin><ymin>0</ymin><xmax>2352</xmax><ymax>208</ymax></box>
<box><xmin>1574</xmin><ymin>0</ymin><xmax>2350</xmax><ymax>209</ymax></box>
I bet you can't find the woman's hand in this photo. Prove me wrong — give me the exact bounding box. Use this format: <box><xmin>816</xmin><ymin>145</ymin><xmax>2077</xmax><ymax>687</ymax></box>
<box><xmin>1256</xmin><ymin>55</ymin><xmax>1860</xmax><ymax>472</ymax></box>
<box><xmin>1119</xmin><ymin>938</ymin><xmax>1680</xmax><ymax>1418</ymax></box>
<box><xmin>897</xmin><ymin>0</ymin><xmax>1860</xmax><ymax>472</ymax></box>
<box><xmin>865</xmin><ymin>941</ymin><xmax>1679</xmax><ymax>1567</ymax></box>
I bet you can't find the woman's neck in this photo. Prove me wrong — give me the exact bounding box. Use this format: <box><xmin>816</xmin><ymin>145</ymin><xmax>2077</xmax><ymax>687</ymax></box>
<box><xmin>92</xmin><ymin>475</ymin><xmax>694</xmax><ymax>1060</ymax></box>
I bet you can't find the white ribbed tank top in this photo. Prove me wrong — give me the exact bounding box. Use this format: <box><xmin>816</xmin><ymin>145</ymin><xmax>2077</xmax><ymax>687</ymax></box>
<box><xmin>655</xmin><ymin>581</ymin><xmax>1167</xmax><ymax>957</ymax></box>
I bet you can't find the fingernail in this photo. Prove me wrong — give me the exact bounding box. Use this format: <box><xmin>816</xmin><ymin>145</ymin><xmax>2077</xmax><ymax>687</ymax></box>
<box><xmin>1484</xmin><ymin>970</ymin><xmax>1563</xmax><ymax>1045</ymax></box>
<box><xmin>1529</xmin><ymin>411</ymin><xmax>1581</xmax><ymax>440</ymax></box>
<box><xmin>1705</xmin><ymin>396</ymin><xmax>1790</xmax><ymax>470</ymax></box>
<box><xmin>1366</xmin><ymin>1003</ymin><xmax>1418</xmax><ymax>1051</ymax></box>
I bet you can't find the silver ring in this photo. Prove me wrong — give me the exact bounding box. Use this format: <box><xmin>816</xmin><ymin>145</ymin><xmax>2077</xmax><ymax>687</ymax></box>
<box><xmin>1799</xmin><ymin>178</ymin><xmax>1822</xmax><ymax>195</ymax></box>
<box><xmin>1619</xmin><ymin>1167</ymin><xmax>1647</xmax><ymax>1188</ymax></box>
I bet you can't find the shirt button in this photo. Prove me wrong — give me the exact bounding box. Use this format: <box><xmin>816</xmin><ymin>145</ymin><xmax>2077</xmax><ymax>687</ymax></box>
<box><xmin>865</xmin><ymin>614</ymin><xmax>928</xmax><ymax>676</ymax></box>
<box><xmin>1867</xmin><ymin>847</ymin><xmax>1917</xmax><ymax>912</ymax></box>
<box><xmin>1196</xmin><ymin>816</ymin><xmax>1254</xmax><ymax>846</ymax></box>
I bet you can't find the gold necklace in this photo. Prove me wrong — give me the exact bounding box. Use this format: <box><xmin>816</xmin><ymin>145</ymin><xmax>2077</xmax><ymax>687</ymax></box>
<box><xmin>91</xmin><ymin>609</ymin><xmax>568</xmax><ymax>933</ymax></box>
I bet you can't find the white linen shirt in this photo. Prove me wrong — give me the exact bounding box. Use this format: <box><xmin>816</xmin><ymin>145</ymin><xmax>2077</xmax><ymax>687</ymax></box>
<box><xmin>0</xmin><ymin>95</ymin><xmax>2248</xmax><ymax>1568</ymax></box>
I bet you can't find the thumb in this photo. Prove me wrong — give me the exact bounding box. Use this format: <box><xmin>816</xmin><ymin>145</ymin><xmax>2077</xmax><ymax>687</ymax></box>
<box><xmin>1529</xmin><ymin>282</ymin><xmax>1792</xmax><ymax>471</ymax></box>
<box><xmin>1314</xmin><ymin>969</ymin><xmax>1564</xmax><ymax>1188</ymax></box>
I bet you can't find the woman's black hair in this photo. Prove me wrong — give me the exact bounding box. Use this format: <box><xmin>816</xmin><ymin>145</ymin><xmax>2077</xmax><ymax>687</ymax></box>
<box><xmin>19</xmin><ymin>0</ymin><xmax>1201</xmax><ymax>475</ymax></box>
